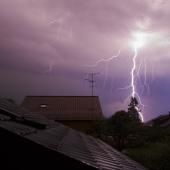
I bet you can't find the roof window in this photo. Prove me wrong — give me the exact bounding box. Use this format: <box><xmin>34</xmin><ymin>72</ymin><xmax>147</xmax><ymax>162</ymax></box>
<box><xmin>40</xmin><ymin>104</ymin><xmax>47</xmax><ymax>108</ymax></box>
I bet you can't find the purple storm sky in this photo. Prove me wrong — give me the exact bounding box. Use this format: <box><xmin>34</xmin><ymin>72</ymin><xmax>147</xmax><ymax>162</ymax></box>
<box><xmin>0</xmin><ymin>0</ymin><xmax>170</xmax><ymax>121</ymax></box>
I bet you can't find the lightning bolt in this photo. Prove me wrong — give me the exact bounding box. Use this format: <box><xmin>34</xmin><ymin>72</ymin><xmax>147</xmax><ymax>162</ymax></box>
<box><xmin>131</xmin><ymin>46</ymin><xmax>144</xmax><ymax>122</ymax></box>
<box><xmin>84</xmin><ymin>30</ymin><xmax>153</xmax><ymax>122</ymax></box>
<box><xmin>118</xmin><ymin>47</ymin><xmax>145</xmax><ymax>122</ymax></box>
<box><xmin>131</xmin><ymin>47</ymin><xmax>137</xmax><ymax>98</ymax></box>
<box><xmin>85</xmin><ymin>46</ymin><xmax>145</xmax><ymax>122</ymax></box>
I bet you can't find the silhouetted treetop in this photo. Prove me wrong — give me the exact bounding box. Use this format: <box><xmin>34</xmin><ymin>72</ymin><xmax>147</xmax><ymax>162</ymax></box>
<box><xmin>128</xmin><ymin>97</ymin><xmax>141</xmax><ymax>122</ymax></box>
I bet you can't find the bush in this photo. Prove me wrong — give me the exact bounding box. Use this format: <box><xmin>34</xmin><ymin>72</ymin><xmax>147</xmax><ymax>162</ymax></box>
<box><xmin>126</xmin><ymin>142</ymin><xmax>170</xmax><ymax>170</ymax></box>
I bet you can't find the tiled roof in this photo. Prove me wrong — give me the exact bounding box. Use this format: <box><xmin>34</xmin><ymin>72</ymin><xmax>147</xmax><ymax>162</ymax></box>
<box><xmin>0</xmin><ymin>98</ymin><xmax>55</xmax><ymax>128</ymax></box>
<box><xmin>0</xmin><ymin>98</ymin><xmax>147</xmax><ymax>170</ymax></box>
<box><xmin>21</xmin><ymin>96</ymin><xmax>103</xmax><ymax>120</ymax></box>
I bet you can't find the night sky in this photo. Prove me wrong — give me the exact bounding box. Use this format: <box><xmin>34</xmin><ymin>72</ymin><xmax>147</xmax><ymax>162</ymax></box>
<box><xmin>1</xmin><ymin>0</ymin><xmax>170</xmax><ymax>121</ymax></box>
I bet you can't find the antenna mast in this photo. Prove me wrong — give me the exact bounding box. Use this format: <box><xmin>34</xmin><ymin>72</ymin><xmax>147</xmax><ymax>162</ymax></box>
<box><xmin>85</xmin><ymin>73</ymin><xmax>99</xmax><ymax>96</ymax></box>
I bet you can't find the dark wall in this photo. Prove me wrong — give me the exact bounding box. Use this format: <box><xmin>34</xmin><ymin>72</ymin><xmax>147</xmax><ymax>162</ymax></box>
<box><xmin>57</xmin><ymin>120</ymin><xmax>97</xmax><ymax>134</ymax></box>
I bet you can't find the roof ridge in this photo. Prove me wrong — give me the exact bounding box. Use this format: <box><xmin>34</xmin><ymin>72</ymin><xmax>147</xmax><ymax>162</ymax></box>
<box><xmin>24</xmin><ymin>96</ymin><xmax>99</xmax><ymax>97</ymax></box>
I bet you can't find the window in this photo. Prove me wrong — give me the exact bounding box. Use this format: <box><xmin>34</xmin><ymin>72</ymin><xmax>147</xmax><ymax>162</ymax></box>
<box><xmin>40</xmin><ymin>104</ymin><xmax>47</xmax><ymax>108</ymax></box>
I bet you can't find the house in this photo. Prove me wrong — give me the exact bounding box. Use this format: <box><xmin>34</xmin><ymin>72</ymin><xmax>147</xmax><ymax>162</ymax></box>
<box><xmin>0</xmin><ymin>98</ymin><xmax>147</xmax><ymax>170</ymax></box>
<box><xmin>21</xmin><ymin>96</ymin><xmax>104</xmax><ymax>133</ymax></box>
<box><xmin>145</xmin><ymin>113</ymin><xmax>170</xmax><ymax>127</ymax></box>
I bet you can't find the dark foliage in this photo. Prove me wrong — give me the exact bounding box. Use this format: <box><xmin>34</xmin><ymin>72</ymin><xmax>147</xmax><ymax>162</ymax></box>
<box><xmin>102</xmin><ymin>110</ymin><xmax>142</xmax><ymax>151</ymax></box>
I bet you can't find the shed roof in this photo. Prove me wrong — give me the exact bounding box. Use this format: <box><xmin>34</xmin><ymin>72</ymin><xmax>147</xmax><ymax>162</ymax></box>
<box><xmin>21</xmin><ymin>96</ymin><xmax>103</xmax><ymax>120</ymax></box>
<box><xmin>0</xmin><ymin>98</ymin><xmax>147</xmax><ymax>170</ymax></box>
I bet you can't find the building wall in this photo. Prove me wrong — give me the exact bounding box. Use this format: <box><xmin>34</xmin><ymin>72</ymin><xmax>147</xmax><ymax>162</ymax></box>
<box><xmin>56</xmin><ymin>120</ymin><xmax>99</xmax><ymax>134</ymax></box>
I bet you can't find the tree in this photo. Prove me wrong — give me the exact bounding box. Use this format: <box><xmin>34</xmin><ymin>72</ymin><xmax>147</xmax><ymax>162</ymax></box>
<box><xmin>105</xmin><ymin>111</ymin><xmax>132</xmax><ymax>150</ymax></box>
<box><xmin>128</xmin><ymin>97</ymin><xmax>141</xmax><ymax>122</ymax></box>
<box><xmin>97</xmin><ymin>98</ymin><xmax>143</xmax><ymax>151</ymax></box>
<box><xmin>104</xmin><ymin>109</ymin><xmax>142</xmax><ymax>151</ymax></box>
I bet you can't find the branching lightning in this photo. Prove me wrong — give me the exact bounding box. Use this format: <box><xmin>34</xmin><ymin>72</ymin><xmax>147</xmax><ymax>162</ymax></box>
<box><xmin>85</xmin><ymin>50</ymin><xmax>121</xmax><ymax>67</ymax></box>
<box><xmin>84</xmin><ymin>31</ymin><xmax>153</xmax><ymax>122</ymax></box>
<box><xmin>121</xmin><ymin>31</ymin><xmax>149</xmax><ymax>122</ymax></box>
<box><xmin>85</xmin><ymin>49</ymin><xmax>122</xmax><ymax>88</ymax></box>
<box><xmin>85</xmin><ymin>46</ymin><xmax>145</xmax><ymax>121</ymax></box>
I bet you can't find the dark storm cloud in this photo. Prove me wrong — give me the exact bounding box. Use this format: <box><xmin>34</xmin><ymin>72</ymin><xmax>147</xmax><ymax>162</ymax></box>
<box><xmin>0</xmin><ymin>0</ymin><xmax>150</xmax><ymax>70</ymax></box>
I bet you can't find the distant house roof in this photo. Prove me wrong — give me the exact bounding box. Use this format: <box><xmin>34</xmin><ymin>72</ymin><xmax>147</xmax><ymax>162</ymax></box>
<box><xmin>0</xmin><ymin>98</ymin><xmax>147</xmax><ymax>170</ymax></box>
<box><xmin>145</xmin><ymin>113</ymin><xmax>170</xmax><ymax>127</ymax></box>
<box><xmin>21</xmin><ymin>96</ymin><xmax>103</xmax><ymax>120</ymax></box>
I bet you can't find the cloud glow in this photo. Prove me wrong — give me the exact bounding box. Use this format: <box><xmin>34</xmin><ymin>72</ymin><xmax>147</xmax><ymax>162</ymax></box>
<box><xmin>131</xmin><ymin>31</ymin><xmax>148</xmax><ymax>49</ymax></box>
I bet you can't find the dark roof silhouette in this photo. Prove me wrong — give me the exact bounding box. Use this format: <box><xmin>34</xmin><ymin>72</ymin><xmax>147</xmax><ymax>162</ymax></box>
<box><xmin>146</xmin><ymin>113</ymin><xmax>170</xmax><ymax>127</ymax></box>
<box><xmin>0</xmin><ymin>98</ymin><xmax>147</xmax><ymax>170</ymax></box>
<box><xmin>21</xmin><ymin>96</ymin><xmax>103</xmax><ymax>120</ymax></box>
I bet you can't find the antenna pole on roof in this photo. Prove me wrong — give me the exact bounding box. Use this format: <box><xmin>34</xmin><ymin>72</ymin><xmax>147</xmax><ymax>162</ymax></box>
<box><xmin>85</xmin><ymin>73</ymin><xmax>99</xmax><ymax>96</ymax></box>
